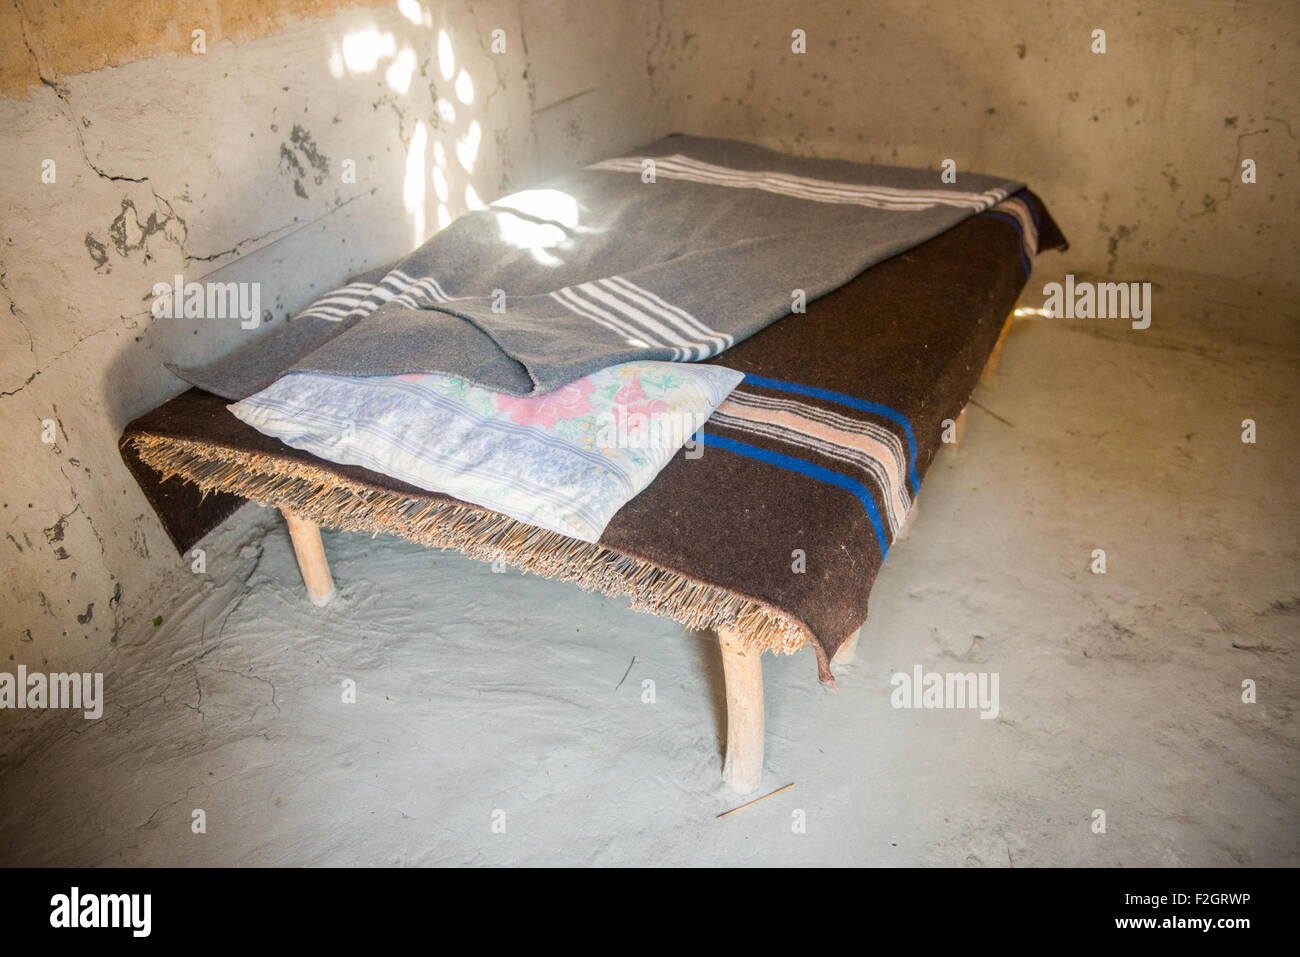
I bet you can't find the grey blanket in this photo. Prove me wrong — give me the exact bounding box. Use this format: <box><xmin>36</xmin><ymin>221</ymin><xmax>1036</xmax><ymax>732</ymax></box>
<box><xmin>174</xmin><ymin>135</ymin><xmax>1023</xmax><ymax>400</ymax></box>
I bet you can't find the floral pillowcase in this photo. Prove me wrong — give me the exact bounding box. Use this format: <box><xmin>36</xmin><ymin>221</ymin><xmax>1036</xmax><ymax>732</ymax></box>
<box><xmin>229</xmin><ymin>360</ymin><xmax>744</xmax><ymax>543</ymax></box>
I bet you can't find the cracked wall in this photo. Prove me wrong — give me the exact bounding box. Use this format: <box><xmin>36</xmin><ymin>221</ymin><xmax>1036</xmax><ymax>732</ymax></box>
<box><xmin>0</xmin><ymin>0</ymin><xmax>666</xmax><ymax>692</ymax></box>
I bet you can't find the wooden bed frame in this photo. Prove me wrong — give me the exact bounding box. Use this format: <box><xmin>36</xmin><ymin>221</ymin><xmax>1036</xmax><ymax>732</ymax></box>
<box><xmin>276</xmin><ymin>313</ymin><xmax>1015</xmax><ymax>796</ymax></box>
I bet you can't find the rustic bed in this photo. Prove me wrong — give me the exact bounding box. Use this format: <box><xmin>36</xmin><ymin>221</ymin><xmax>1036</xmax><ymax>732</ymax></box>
<box><xmin>120</xmin><ymin>142</ymin><xmax>1065</xmax><ymax>795</ymax></box>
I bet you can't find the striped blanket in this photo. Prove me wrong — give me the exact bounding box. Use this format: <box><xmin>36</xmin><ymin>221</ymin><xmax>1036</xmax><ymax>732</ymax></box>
<box><xmin>123</xmin><ymin>186</ymin><xmax>1066</xmax><ymax>682</ymax></box>
<box><xmin>171</xmin><ymin>134</ymin><xmax>1025</xmax><ymax>402</ymax></box>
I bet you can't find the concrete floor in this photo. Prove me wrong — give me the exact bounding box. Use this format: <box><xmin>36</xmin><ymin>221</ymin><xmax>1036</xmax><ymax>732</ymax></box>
<box><xmin>2</xmin><ymin>281</ymin><xmax>1297</xmax><ymax>866</ymax></box>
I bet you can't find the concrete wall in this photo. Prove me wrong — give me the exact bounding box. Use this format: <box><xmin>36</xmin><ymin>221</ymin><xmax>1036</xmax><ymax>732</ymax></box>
<box><xmin>2</xmin><ymin>0</ymin><xmax>1295</xmax><ymax>678</ymax></box>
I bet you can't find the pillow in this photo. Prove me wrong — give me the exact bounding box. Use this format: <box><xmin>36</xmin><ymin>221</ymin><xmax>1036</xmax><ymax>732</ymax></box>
<box><xmin>228</xmin><ymin>361</ymin><xmax>744</xmax><ymax>542</ymax></box>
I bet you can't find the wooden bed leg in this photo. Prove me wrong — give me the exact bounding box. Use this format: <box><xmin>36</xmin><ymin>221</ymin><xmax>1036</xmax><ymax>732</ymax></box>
<box><xmin>718</xmin><ymin>628</ymin><xmax>764</xmax><ymax>795</ymax></box>
<box><xmin>282</xmin><ymin>510</ymin><xmax>335</xmax><ymax>607</ymax></box>
<box><xmin>981</xmin><ymin>311</ymin><xmax>1014</xmax><ymax>389</ymax></box>
<box><xmin>949</xmin><ymin>405</ymin><xmax>968</xmax><ymax>451</ymax></box>
<box><xmin>832</xmin><ymin>626</ymin><xmax>861</xmax><ymax>665</ymax></box>
<box><xmin>895</xmin><ymin>499</ymin><xmax>918</xmax><ymax>542</ymax></box>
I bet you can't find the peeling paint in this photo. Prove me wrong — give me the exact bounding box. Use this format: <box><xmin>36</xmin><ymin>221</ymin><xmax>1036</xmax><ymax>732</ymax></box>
<box><xmin>279</xmin><ymin>124</ymin><xmax>329</xmax><ymax>198</ymax></box>
<box><xmin>84</xmin><ymin>233</ymin><xmax>108</xmax><ymax>269</ymax></box>
<box><xmin>289</xmin><ymin>124</ymin><xmax>329</xmax><ymax>179</ymax></box>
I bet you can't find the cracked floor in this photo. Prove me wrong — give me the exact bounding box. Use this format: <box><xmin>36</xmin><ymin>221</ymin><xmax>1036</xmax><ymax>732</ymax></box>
<box><xmin>1</xmin><ymin>291</ymin><xmax>1297</xmax><ymax>866</ymax></box>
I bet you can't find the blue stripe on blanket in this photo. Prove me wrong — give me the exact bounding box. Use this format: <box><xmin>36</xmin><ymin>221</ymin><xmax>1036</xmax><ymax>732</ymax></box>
<box><xmin>739</xmin><ymin>373</ymin><xmax>921</xmax><ymax>495</ymax></box>
<box><xmin>698</xmin><ymin>431</ymin><xmax>889</xmax><ymax>555</ymax></box>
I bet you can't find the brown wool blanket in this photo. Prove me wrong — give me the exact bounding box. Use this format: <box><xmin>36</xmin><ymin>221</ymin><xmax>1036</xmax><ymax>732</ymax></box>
<box><xmin>122</xmin><ymin>190</ymin><xmax>1066</xmax><ymax>682</ymax></box>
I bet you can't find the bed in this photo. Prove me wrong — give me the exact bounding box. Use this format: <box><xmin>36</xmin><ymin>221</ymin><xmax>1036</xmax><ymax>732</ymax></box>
<box><xmin>120</xmin><ymin>137</ymin><xmax>1066</xmax><ymax>794</ymax></box>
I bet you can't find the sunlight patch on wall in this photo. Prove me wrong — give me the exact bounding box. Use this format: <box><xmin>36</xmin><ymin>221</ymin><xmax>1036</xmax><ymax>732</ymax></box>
<box><xmin>341</xmin><ymin>29</ymin><xmax>395</xmax><ymax>72</ymax></box>
<box><xmin>456</xmin><ymin>120</ymin><xmax>481</xmax><ymax>172</ymax></box>
<box><xmin>396</xmin><ymin>0</ymin><xmax>424</xmax><ymax>25</ymax></box>
<box><xmin>437</xmin><ymin>30</ymin><xmax>455</xmax><ymax>80</ymax></box>
<box><xmin>455</xmin><ymin>68</ymin><xmax>474</xmax><ymax>104</ymax></box>
<box><xmin>385</xmin><ymin>46</ymin><xmax>417</xmax><ymax>93</ymax></box>
<box><xmin>327</xmin><ymin>20</ymin><xmax>496</xmax><ymax>249</ymax></box>
<box><xmin>404</xmin><ymin>120</ymin><xmax>429</xmax><ymax>247</ymax></box>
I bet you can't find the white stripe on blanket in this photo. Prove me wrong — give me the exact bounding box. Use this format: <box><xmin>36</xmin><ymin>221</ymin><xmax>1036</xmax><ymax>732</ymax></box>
<box><xmin>709</xmin><ymin>389</ymin><xmax>914</xmax><ymax>535</ymax></box>
<box><xmin>588</xmin><ymin>154</ymin><xmax>1007</xmax><ymax>211</ymax></box>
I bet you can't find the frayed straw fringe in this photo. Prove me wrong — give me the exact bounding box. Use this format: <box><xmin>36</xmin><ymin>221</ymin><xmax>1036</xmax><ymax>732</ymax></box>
<box><xmin>128</xmin><ymin>434</ymin><xmax>811</xmax><ymax>656</ymax></box>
